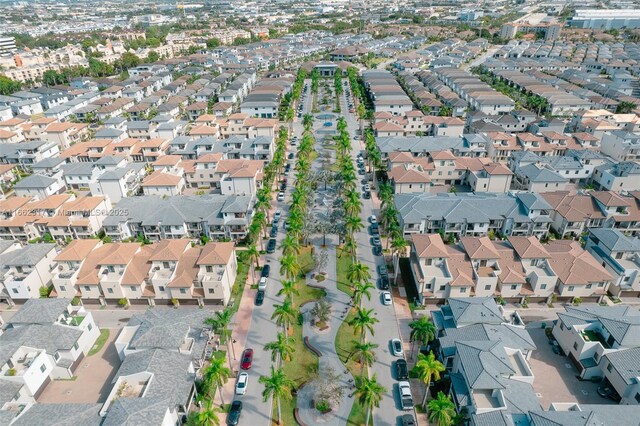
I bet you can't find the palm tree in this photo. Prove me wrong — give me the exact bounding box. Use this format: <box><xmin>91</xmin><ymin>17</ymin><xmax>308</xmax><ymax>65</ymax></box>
<box><xmin>390</xmin><ymin>237</ymin><xmax>408</xmax><ymax>284</ymax></box>
<box><xmin>280</xmin><ymin>234</ymin><xmax>301</xmax><ymax>256</ymax></box>
<box><xmin>279</xmin><ymin>253</ymin><xmax>300</xmax><ymax>280</ymax></box>
<box><xmin>427</xmin><ymin>391</ymin><xmax>456</xmax><ymax>426</ymax></box>
<box><xmin>342</xmin><ymin>238</ymin><xmax>357</xmax><ymax>260</ymax></box>
<box><xmin>345</xmin><ymin>215</ymin><xmax>364</xmax><ymax>239</ymax></box>
<box><xmin>259</xmin><ymin>366</ymin><xmax>295</xmax><ymax>426</ymax></box>
<box><xmin>198</xmin><ymin>399</ymin><xmax>221</xmax><ymax>426</ymax></box>
<box><xmin>408</xmin><ymin>316</ymin><xmax>436</xmax><ymax>359</ymax></box>
<box><xmin>414</xmin><ymin>351</ymin><xmax>445</xmax><ymax>409</ymax></box>
<box><xmin>347</xmin><ymin>261</ymin><xmax>371</xmax><ymax>286</ymax></box>
<box><xmin>272</xmin><ymin>299</ymin><xmax>298</xmax><ymax>333</ymax></box>
<box><xmin>349</xmin><ymin>341</ymin><xmax>378</xmax><ymax>377</ymax></box>
<box><xmin>344</xmin><ymin>198</ymin><xmax>362</xmax><ymax>217</ymax></box>
<box><xmin>246</xmin><ymin>244</ymin><xmax>260</xmax><ymax>285</ymax></box>
<box><xmin>349</xmin><ymin>307</ymin><xmax>379</xmax><ymax>344</ymax></box>
<box><xmin>264</xmin><ymin>332</ymin><xmax>295</xmax><ymax>367</ymax></box>
<box><xmin>277</xmin><ymin>280</ymin><xmax>299</xmax><ymax>304</ymax></box>
<box><xmin>205</xmin><ymin>309</ymin><xmax>234</xmax><ymax>370</ymax></box>
<box><xmin>352</xmin><ymin>281</ymin><xmax>374</xmax><ymax>307</ymax></box>
<box><xmin>202</xmin><ymin>357</ymin><xmax>231</xmax><ymax>406</ymax></box>
<box><xmin>354</xmin><ymin>374</ymin><xmax>386</xmax><ymax>426</ymax></box>
<box><xmin>302</xmin><ymin>113</ymin><xmax>314</xmax><ymax>129</ymax></box>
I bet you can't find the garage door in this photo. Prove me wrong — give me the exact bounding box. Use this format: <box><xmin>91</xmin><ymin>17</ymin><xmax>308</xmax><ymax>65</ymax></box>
<box><xmin>568</xmin><ymin>352</ymin><xmax>584</xmax><ymax>373</ymax></box>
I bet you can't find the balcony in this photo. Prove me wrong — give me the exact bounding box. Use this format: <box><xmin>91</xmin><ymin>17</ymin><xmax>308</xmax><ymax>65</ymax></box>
<box><xmin>581</xmin><ymin>330</ymin><xmax>611</xmax><ymax>349</ymax></box>
<box><xmin>476</xmin><ymin>265</ymin><xmax>499</xmax><ymax>278</ymax></box>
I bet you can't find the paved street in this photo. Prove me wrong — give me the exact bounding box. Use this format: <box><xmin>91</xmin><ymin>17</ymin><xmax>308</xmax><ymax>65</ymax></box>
<box><xmin>340</xmin><ymin>82</ymin><xmax>408</xmax><ymax>425</ymax></box>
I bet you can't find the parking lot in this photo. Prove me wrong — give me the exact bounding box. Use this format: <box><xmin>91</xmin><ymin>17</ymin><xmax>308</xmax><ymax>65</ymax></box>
<box><xmin>526</xmin><ymin>327</ymin><xmax>614</xmax><ymax>408</ymax></box>
<box><xmin>38</xmin><ymin>330</ymin><xmax>121</xmax><ymax>404</ymax></box>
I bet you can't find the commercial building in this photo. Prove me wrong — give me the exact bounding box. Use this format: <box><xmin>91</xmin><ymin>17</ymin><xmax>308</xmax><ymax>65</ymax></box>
<box><xmin>569</xmin><ymin>9</ymin><xmax>640</xmax><ymax>29</ymax></box>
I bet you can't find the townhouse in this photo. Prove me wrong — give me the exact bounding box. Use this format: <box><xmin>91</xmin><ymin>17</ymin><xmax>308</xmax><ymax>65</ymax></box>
<box><xmin>600</xmin><ymin>131</ymin><xmax>640</xmax><ymax>162</ymax></box>
<box><xmin>0</xmin><ymin>299</ymin><xmax>100</xmax><ymax>408</ymax></box>
<box><xmin>585</xmin><ymin>228</ymin><xmax>640</xmax><ymax>297</ymax></box>
<box><xmin>551</xmin><ymin>304</ymin><xmax>640</xmax><ymax>405</ymax></box>
<box><xmin>52</xmin><ymin>239</ymin><xmax>236</xmax><ymax>307</ymax></box>
<box><xmin>395</xmin><ymin>192</ymin><xmax>553</xmax><ymax>239</ymax></box>
<box><xmin>102</xmin><ymin>194</ymin><xmax>253</xmax><ymax>241</ymax></box>
<box><xmin>0</xmin><ymin>244</ymin><xmax>57</xmax><ymax>304</ymax></box>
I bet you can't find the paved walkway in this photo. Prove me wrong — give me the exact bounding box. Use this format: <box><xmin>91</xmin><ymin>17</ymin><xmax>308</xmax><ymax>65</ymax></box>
<box><xmin>296</xmin><ymin>234</ymin><xmax>355</xmax><ymax>425</ymax></box>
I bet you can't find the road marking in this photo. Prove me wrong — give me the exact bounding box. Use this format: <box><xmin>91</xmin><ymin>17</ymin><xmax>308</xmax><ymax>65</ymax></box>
<box><xmin>565</xmin><ymin>363</ymin><xmax>572</xmax><ymax>369</ymax></box>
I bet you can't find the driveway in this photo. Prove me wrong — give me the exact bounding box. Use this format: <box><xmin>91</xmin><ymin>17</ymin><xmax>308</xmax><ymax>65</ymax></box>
<box><xmin>526</xmin><ymin>327</ymin><xmax>614</xmax><ymax>408</ymax></box>
<box><xmin>38</xmin><ymin>329</ymin><xmax>121</xmax><ymax>403</ymax></box>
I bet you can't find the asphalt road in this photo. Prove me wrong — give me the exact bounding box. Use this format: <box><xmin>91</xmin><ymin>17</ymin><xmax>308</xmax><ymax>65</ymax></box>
<box><xmin>237</xmin><ymin>79</ymin><xmax>312</xmax><ymax>426</ymax></box>
<box><xmin>340</xmin><ymin>82</ymin><xmax>408</xmax><ymax>425</ymax></box>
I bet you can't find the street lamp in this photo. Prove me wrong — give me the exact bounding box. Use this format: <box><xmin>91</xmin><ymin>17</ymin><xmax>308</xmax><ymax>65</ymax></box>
<box><xmin>231</xmin><ymin>338</ymin><xmax>237</xmax><ymax>360</ymax></box>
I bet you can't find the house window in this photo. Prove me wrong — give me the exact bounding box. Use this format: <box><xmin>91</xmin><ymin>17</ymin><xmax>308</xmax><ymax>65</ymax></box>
<box><xmin>598</xmin><ymin>282</ymin><xmax>604</xmax><ymax>287</ymax></box>
<box><xmin>607</xmin><ymin>363</ymin><xmax>613</xmax><ymax>373</ymax></box>
<box><xmin>54</xmin><ymin>352</ymin><xmax>60</xmax><ymax>361</ymax></box>
<box><xmin>593</xmin><ymin>352</ymin><xmax>599</xmax><ymax>362</ymax></box>
<box><xmin>573</xmin><ymin>342</ymin><xmax>578</xmax><ymax>350</ymax></box>
<box><xmin>12</xmin><ymin>288</ymin><xmax>18</xmax><ymax>294</ymax></box>
<box><xmin>40</xmin><ymin>364</ymin><xmax>46</xmax><ymax>373</ymax></box>
<box><xmin>73</xmin><ymin>342</ymin><xmax>79</xmax><ymax>351</ymax></box>
<box><xmin>206</xmin><ymin>266</ymin><xmax>213</xmax><ymax>273</ymax></box>
<box><xmin>586</xmin><ymin>284</ymin><xmax>592</xmax><ymax>289</ymax></box>
<box><xmin>159</xmin><ymin>286</ymin><xmax>165</xmax><ymax>292</ymax></box>
<box><xmin>560</xmin><ymin>322</ymin><xmax>564</xmax><ymax>331</ymax></box>
<box><xmin>87</xmin><ymin>323</ymin><xmax>92</xmax><ymax>331</ymax></box>
<box><xmin>84</xmin><ymin>286</ymin><xmax>90</xmax><ymax>291</ymax></box>
<box><xmin>130</xmin><ymin>286</ymin><xmax>136</xmax><ymax>292</ymax></box>
<box><xmin>615</xmin><ymin>252</ymin><xmax>623</xmax><ymax>259</ymax></box>
<box><xmin>208</xmin><ymin>288</ymin><xmax>215</xmax><ymax>294</ymax></box>
<box><xmin>107</xmin><ymin>288</ymin><xmax>114</xmax><ymax>294</ymax></box>
<box><xmin>439</xmin><ymin>285</ymin><xmax>446</xmax><ymax>291</ymax></box>
<box><xmin>59</xmin><ymin>285</ymin><xmax>67</xmax><ymax>292</ymax></box>
<box><xmin>460</xmin><ymin>287</ymin><xmax>467</xmax><ymax>293</ymax></box>
<box><xmin>180</xmin><ymin>288</ymin><xmax>187</xmax><ymax>294</ymax></box>
<box><xmin>485</xmin><ymin>285</ymin><xmax>491</xmax><ymax>290</ymax></box>
<box><xmin>568</xmin><ymin>286</ymin><xmax>574</xmax><ymax>292</ymax></box>
<box><xmin>425</xmin><ymin>259</ymin><xmax>432</xmax><ymax>266</ymax></box>
<box><xmin>163</xmin><ymin>262</ymin><xmax>170</xmax><ymax>269</ymax></box>
<box><xmin>635</xmin><ymin>393</ymin><xmax>640</xmax><ymax>404</ymax></box>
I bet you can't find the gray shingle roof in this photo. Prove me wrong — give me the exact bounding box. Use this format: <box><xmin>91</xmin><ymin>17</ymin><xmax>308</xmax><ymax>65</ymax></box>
<box><xmin>127</xmin><ymin>308</ymin><xmax>210</xmax><ymax>352</ymax></box>
<box><xmin>10</xmin><ymin>403</ymin><xmax>102</xmax><ymax>426</ymax></box>
<box><xmin>0</xmin><ymin>324</ymin><xmax>82</xmax><ymax>363</ymax></box>
<box><xmin>13</xmin><ymin>174</ymin><xmax>57</xmax><ymax>189</ymax></box>
<box><xmin>448</xmin><ymin>297</ymin><xmax>505</xmax><ymax>326</ymax></box>
<box><xmin>0</xmin><ymin>243</ymin><xmax>55</xmax><ymax>267</ymax></box>
<box><xmin>9</xmin><ymin>298</ymin><xmax>70</xmax><ymax>325</ymax></box>
<box><xmin>589</xmin><ymin>228</ymin><xmax>640</xmax><ymax>252</ymax></box>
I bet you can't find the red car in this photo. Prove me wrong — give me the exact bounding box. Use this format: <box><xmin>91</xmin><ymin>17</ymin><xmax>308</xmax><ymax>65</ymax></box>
<box><xmin>240</xmin><ymin>348</ymin><xmax>253</xmax><ymax>370</ymax></box>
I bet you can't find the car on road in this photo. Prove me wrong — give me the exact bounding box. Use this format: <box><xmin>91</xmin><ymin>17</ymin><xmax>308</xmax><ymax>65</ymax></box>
<box><xmin>236</xmin><ymin>372</ymin><xmax>249</xmax><ymax>395</ymax></box>
<box><xmin>274</xmin><ymin>210</ymin><xmax>281</xmax><ymax>221</ymax></box>
<box><xmin>378</xmin><ymin>264</ymin><xmax>388</xmax><ymax>276</ymax></box>
<box><xmin>391</xmin><ymin>338</ymin><xmax>403</xmax><ymax>357</ymax></box>
<box><xmin>379</xmin><ymin>275</ymin><xmax>390</xmax><ymax>290</ymax></box>
<box><xmin>353</xmin><ymin>135</ymin><xmax>359</xmax><ymax>140</ymax></box>
<box><xmin>362</xmin><ymin>184</ymin><xmax>370</xmax><ymax>192</ymax></box>
<box><xmin>288</xmin><ymin>153</ymin><xmax>295</xmax><ymax>159</ymax></box>
<box><xmin>266</xmin><ymin>238</ymin><xmax>277</xmax><ymax>253</ymax></box>
<box><xmin>280</xmin><ymin>182</ymin><xmax>287</xmax><ymax>191</ymax></box>
<box><xmin>358</xmin><ymin>168</ymin><xmax>365</xmax><ymax>175</ymax></box>
<box><xmin>277</xmin><ymin>192</ymin><xmax>285</xmax><ymax>202</ymax></box>
<box><xmin>372</xmin><ymin>236</ymin><xmax>381</xmax><ymax>246</ymax></box>
<box><xmin>382</xmin><ymin>291</ymin><xmax>392</xmax><ymax>305</ymax></box>
<box><xmin>363</xmin><ymin>191</ymin><xmax>371</xmax><ymax>199</ymax></box>
<box><xmin>395</xmin><ymin>359</ymin><xmax>408</xmax><ymax>380</ymax></box>
<box><xmin>370</xmin><ymin>223</ymin><xmax>379</xmax><ymax>235</ymax></box>
<box><xmin>270</xmin><ymin>225</ymin><xmax>278</xmax><ymax>238</ymax></box>
<box><xmin>227</xmin><ymin>401</ymin><xmax>243</xmax><ymax>425</ymax></box>
<box><xmin>258</xmin><ymin>277</ymin><xmax>267</xmax><ymax>291</ymax></box>
<box><xmin>401</xmin><ymin>414</ymin><xmax>416</xmax><ymax>426</ymax></box>
<box><xmin>369</xmin><ymin>215</ymin><xmax>377</xmax><ymax>224</ymax></box>
<box><xmin>373</xmin><ymin>246</ymin><xmax>382</xmax><ymax>256</ymax></box>
<box><xmin>261</xmin><ymin>264</ymin><xmax>270</xmax><ymax>278</ymax></box>
<box><xmin>255</xmin><ymin>290</ymin><xmax>265</xmax><ymax>306</ymax></box>
<box><xmin>398</xmin><ymin>381</ymin><xmax>414</xmax><ymax>410</ymax></box>
<box><xmin>361</xmin><ymin>178</ymin><xmax>368</xmax><ymax>185</ymax></box>
<box><xmin>240</xmin><ymin>349</ymin><xmax>253</xmax><ymax>370</ymax></box>
<box><xmin>283</xmin><ymin>220</ymin><xmax>289</xmax><ymax>230</ymax></box>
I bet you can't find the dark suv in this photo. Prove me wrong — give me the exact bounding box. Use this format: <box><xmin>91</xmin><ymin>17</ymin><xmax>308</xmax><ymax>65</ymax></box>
<box><xmin>396</xmin><ymin>359</ymin><xmax>408</xmax><ymax>380</ymax></box>
<box><xmin>227</xmin><ymin>401</ymin><xmax>243</xmax><ymax>425</ymax></box>
<box><xmin>266</xmin><ymin>238</ymin><xmax>277</xmax><ymax>253</ymax></box>
<box><xmin>261</xmin><ymin>264</ymin><xmax>270</xmax><ymax>278</ymax></box>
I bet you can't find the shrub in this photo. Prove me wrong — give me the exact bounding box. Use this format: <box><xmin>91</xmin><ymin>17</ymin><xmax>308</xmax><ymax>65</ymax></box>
<box><xmin>7</xmin><ymin>368</ymin><xmax>16</xmax><ymax>376</ymax></box>
<box><xmin>39</xmin><ymin>286</ymin><xmax>51</xmax><ymax>298</ymax></box>
<box><xmin>71</xmin><ymin>296</ymin><xmax>81</xmax><ymax>306</ymax></box>
<box><xmin>118</xmin><ymin>298</ymin><xmax>129</xmax><ymax>307</ymax></box>
<box><xmin>315</xmin><ymin>400</ymin><xmax>330</xmax><ymax>413</ymax></box>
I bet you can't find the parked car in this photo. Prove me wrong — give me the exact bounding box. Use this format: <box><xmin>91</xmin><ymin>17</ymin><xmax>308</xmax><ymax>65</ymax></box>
<box><xmin>261</xmin><ymin>265</ymin><xmax>270</xmax><ymax>278</ymax></box>
<box><xmin>370</xmin><ymin>223</ymin><xmax>379</xmax><ymax>235</ymax></box>
<box><xmin>258</xmin><ymin>277</ymin><xmax>267</xmax><ymax>291</ymax></box>
<box><xmin>277</xmin><ymin>192</ymin><xmax>285</xmax><ymax>202</ymax></box>
<box><xmin>363</xmin><ymin>184</ymin><xmax>370</xmax><ymax>192</ymax></box>
<box><xmin>398</xmin><ymin>381</ymin><xmax>414</xmax><ymax>410</ymax></box>
<box><xmin>274</xmin><ymin>210</ymin><xmax>282</xmax><ymax>221</ymax></box>
<box><xmin>378</xmin><ymin>264</ymin><xmax>388</xmax><ymax>276</ymax></box>
<box><xmin>324</xmin><ymin>121</ymin><xmax>332</xmax><ymax>127</ymax></box>
<box><xmin>255</xmin><ymin>290</ymin><xmax>265</xmax><ymax>306</ymax></box>
<box><xmin>227</xmin><ymin>401</ymin><xmax>243</xmax><ymax>426</ymax></box>
<box><xmin>395</xmin><ymin>359</ymin><xmax>408</xmax><ymax>380</ymax></box>
<box><xmin>240</xmin><ymin>349</ymin><xmax>253</xmax><ymax>370</ymax></box>
<box><xmin>379</xmin><ymin>275</ymin><xmax>390</xmax><ymax>290</ymax></box>
<box><xmin>597</xmin><ymin>385</ymin><xmax>621</xmax><ymax>401</ymax></box>
<box><xmin>373</xmin><ymin>246</ymin><xmax>382</xmax><ymax>256</ymax></box>
<box><xmin>382</xmin><ymin>291</ymin><xmax>392</xmax><ymax>306</ymax></box>
<box><xmin>401</xmin><ymin>414</ymin><xmax>416</xmax><ymax>426</ymax></box>
<box><xmin>270</xmin><ymin>225</ymin><xmax>278</xmax><ymax>238</ymax></box>
<box><xmin>369</xmin><ymin>215</ymin><xmax>377</xmax><ymax>224</ymax></box>
<box><xmin>372</xmin><ymin>236</ymin><xmax>381</xmax><ymax>246</ymax></box>
<box><xmin>391</xmin><ymin>339</ymin><xmax>403</xmax><ymax>357</ymax></box>
<box><xmin>267</xmin><ymin>238</ymin><xmax>277</xmax><ymax>253</ymax></box>
<box><xmin>283</xmin><ymin>220</ymin><xmax>289</xmax><ymax>231</ymax></box>
<box><xmin>280</xmin><ymin>182</ymin><xmax>287</xmax><ymax>191</ymax></box>
<box><xmin>236</xmin><ymin>372</ymin><xmax>249</xmax><ymax>395</ymax></box>
<box><xmin>358</xmin><ymin>169</ymin><xmax>365</xmax><ymax>175</ymax></box>
<box><xmin>363</xmin><ymin>191</ymin><xmax>371</xmax><ymax>199</ymax></box>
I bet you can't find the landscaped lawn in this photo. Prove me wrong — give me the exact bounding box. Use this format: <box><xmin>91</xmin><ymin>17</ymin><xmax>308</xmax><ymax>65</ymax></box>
<box><xmin>346</xmin><ymin>398</ymin><xmax>368</xmax><ymax>426</ymax></box>
<box><xmin>88</xmin><ymin>329</ymin><xmax>110</xmax><ymax>356</ymax></box>
<box><xmin>335</xmin><ymin>250</ymin><xmax>354</xmax><ymax>297</ymax></box>
<box><xmin>229</xmin><ymin>251</ymin><xmax>250</xmax><ymax>315</ymax></box>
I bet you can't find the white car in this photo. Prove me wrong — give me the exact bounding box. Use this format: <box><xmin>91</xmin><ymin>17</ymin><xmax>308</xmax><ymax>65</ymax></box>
<box><xmin>277</xmin><ymin>192</ymin><xmax>285</xmax><ymax>201</ymax></box>
<box><xmin>369</xmin><ymin>215</ymin><xmax>377</xmax><ymax>224</ymax></box>
<box><xmin>391</xmin><ymin>338</ymin><xmax>404</xmax><ymax>357</ymax></box>
<box><xmin>274</xmin><ymin>210</ymin><xmax>282</xmax><ymax>221</ymax></box>
<box><xmin>382</xmin><ymin>291</ymin><xmax>392</xmax><ymax>306</ymax></box>
<box><xmin>236</xmin><ymin>372</ymin><xmax>249</xmax><ymax>395</ymax></box>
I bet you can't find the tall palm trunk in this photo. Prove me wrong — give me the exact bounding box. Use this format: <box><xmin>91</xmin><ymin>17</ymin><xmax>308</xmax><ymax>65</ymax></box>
<box><xmin>365</xmin><ymin>407</ymin><xmax>371</xmax><ymax>426</ymax></box>
<box><xmin>277</xmin><ymin>397</ymin><xmax>282</xmax><ymax>425</ymax></box>
<box><xmin>218</xmin><ymin>383</ymin><xmax>225</xmax><ymax>406</ymax></box>
<box><xmin>421</xmin><ymin>373</ymin><xmax>432</xmax><ymax>408</ymax></box>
